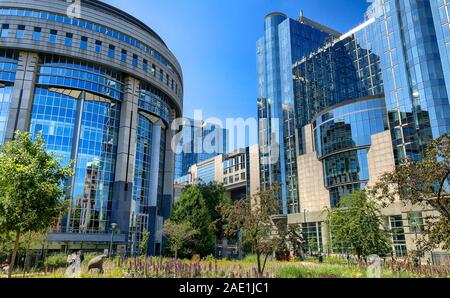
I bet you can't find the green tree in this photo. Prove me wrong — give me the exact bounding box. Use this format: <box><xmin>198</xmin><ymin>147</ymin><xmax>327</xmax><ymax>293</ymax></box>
<box><xmin>325</xmin><ymin>191</ymin><xmax>392</xmax><ymax>260</ymax></box>
<box><xmin>140</xmin><ymin>229</ymin><xmax>150</xmax><ymax>256</ymax></box>
<box><xmin>163</xmin><ymin>220</ymin><xmax>198</xmax><ymax>259</ymax></box>
<box><xmin>0</xmin><ymin>132</ymin><xmax>73</xmax><ymax>278</ymax></box>
<box><xmin>369</xmin><ymin>134</ymin><xmax>450</xmax><ymax>253</ymax></box>
<box><xmin>198</xmin><ymin>182</ymin><xmax>231</xmax><ymax>238</ymax></box>
<box><xmin>171</xmin><ymin>185</ymin><xmax>215</xmax><ymax>257</ymax></box>
<box><xmin>218</xmin><ymin>186</ymin><xmax>281</xmax><ymax>277</ymax></box>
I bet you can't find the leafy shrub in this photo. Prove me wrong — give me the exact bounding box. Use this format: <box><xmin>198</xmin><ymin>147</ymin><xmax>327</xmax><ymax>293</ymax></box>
<box><xmin>44</xmin><ymin>254</ymin><xmax>67</xmax><ymax>270</ymax></box>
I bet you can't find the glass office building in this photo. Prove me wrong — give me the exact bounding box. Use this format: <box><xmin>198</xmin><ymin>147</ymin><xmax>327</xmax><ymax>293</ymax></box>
<box><xmin>293</xmin><ymin>17</ymin><xmax>388</xmax><ymax>206</ymax></box>
<box><xmin>0</xmin><ymin>0</ymin><xmax>183</xmax><ymax>256</ymax></box>
<box><xmin>370</xmin><ymin>0</ymin><xmax>450</xmax><ymax>163</ymax></box>
<box><xmin>174</xmin><ymin>118</ymin><xmax>228</xmax><ymax>179</ymax></box>
<box><xmin>278</xmin><ymin>1</ymin><xmax>450</xmax><ymax>256</ymax></box>
<box><xmin>257</xmin><ymin>12</ymin><xmax>340</xmax><ymax>214</ymax></box>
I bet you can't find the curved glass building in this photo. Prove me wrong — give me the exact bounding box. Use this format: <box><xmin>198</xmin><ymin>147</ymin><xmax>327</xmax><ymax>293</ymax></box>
<box><xmin>0</xmin><ymin>0</ymin><xmax>183</xmax><ymax>255</ymax></box>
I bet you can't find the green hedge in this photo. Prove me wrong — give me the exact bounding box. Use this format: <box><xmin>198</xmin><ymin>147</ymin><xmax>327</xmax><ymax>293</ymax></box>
<box><xmin>44</xmin><ymin>254</ymin><xmax>67</xmax><ymax>270</ymax></box>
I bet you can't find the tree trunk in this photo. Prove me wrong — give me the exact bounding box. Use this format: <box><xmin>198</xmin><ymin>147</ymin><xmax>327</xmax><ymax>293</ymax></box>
<box><xmin>8</xmin><ymin>230</ymin><xmax>21</xmax><ymax>278</ymax></box>
<box><xmin>256</xmin><ymin>252</ymin><xmax>262</xmax><ymax>277</ymax></box>
<box><xmin>175</xmin><ymin>250</ymin><xmax>178</xmax><ymax>260</ymax></box>
<box><xmin>261</xmin><ymin>253</ymin><xmax>269</xmax><ymax>277</ymax></box>
<box><xmin>23</xmin><ymin>233</ymin><xmax>32</xmax><ymax>277</ymax></box>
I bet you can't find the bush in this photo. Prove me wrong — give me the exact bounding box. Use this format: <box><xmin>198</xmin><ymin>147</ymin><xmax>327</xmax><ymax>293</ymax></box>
<box><xmin>44</xmin><ymin>254</ymin><xmax>67</xmax><ymax>270</ymax></box>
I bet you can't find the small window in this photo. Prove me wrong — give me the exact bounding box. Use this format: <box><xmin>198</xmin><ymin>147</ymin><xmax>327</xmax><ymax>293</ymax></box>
<box><xmin>121</xmin><ymin>49</ymin><xmax>127</xmax><ymax>62</ymax></box>
<box><xmin>65</xmin><ymin>33</ymin><xmax>73</xmax><ymax>46</ymax></box>
<box><xmin>132</xmin><ymin>54</ymin><xmax>138</xmax><ymax>67</ymax></box>
<box><xmin>143</xmin><ymin>59</ymin><xmax>148</xmax><ymax>72</ymax></box>
<box><xmin>1</xmin><ymin>24</ymin><xmax>9</xmax><ymax>38</ymax></box>
<box><xmin>32</xmin><ymin>27</ymin><xmax>41</xmax><ymax>41</ymax></box>
<box><xmin>159</xmin><ymin>69</ymin><xmax>164</xmax><ymax>81</ymax></box>
<box><xmin>16</xmin><ymin>25</ymin><xmax>25</xmax><ymax>39</ymax></box>
<box><xmin>166</xmin><ymin>74</ymin><xmax>170</xmax><ymax>86</ymax></box>
<box><xmin>151</xmin><ymin>64</ymin><xmax>156</xmax><ymax>76</ymax></box>
<box><xmin>108</xmin><ymin>45</ymin><xmax>115</xmax><ymax>58</ymax></box>
<box><xmin>95</xmin><ymin>40</ymin><xmax>102</xmax><ymax>53</ymax></box>
<box><xmin>80</xmin><ymin>36</ymin><xmax>88</xmax><ymax>50</ymax></box>
<box><xmin>49</xmin><ymin>29</ymin><xmax>57</xmax><ymax>43</ymax></box>
<box><xmin>171</xmin><ymin>79</ymin><xmax>174</xmax><ymax>90</ymax></box>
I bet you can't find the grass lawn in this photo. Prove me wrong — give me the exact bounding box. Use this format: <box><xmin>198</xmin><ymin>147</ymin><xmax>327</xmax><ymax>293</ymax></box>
<box><xmin>2</xmin><ymin>256</ymin><xmax>449</xmax><ymax>278</ymax></box>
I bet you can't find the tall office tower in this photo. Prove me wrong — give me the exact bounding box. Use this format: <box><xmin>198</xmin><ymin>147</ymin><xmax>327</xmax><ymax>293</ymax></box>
<box><xmin>369</xmin><ymin>0</ymin><xmax>450</xmax><ymax>163</ymax></box>
<box><xmin>174</xmin><ymin>118</ymin><xmax>228</xmax><ymax>179</ymax></box>
<box><xmin>257</xmin><ymin>12</ymin><xmax>340</xmax><ymax>214</ymax></box>
<box><xmin>0</xmin><ymin>0</ymin><xmax>183</xmax><ymax>256</ymax></box>
<box><xmin>293</xmin><ymin>16</ymin><xmax>387</xmax><ymax>209</ymax></box>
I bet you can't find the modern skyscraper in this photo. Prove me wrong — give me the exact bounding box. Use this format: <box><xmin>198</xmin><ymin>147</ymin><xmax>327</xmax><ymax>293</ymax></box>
<box><xmin>265</xmin><ymin>0</ymin><xmax>450</xmax><ymax>258</ymax></box>
<box><xmin>0</xmin><ymin>0</ymin><xmax>183</xmax><ymax>256</ymax></box>
<box><xmin>370</xmin><ymin>0</ymin><xmax>450</xmax><ymax>163</ymax></box>
<box><xmin>174</xmin><ymin>118</ymin><xmax>228</xmax><ymax>179</ymax></box>
<box><xmin>257</xmin><ymin>13</ymin><xmax>340</xmax><ymax>215</ymax></box>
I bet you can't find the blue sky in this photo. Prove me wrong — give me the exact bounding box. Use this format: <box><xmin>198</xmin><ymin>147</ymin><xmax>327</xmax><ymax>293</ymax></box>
<box><xmin>104</xmin><ymin>0</ymin><xmax>370</xmax><ymax>126</ymax></box>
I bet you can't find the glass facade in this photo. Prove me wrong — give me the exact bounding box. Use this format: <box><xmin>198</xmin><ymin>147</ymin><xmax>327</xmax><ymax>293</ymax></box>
<box><xmin>30</xmin><ymin>56</ymin><xmax>123</xmax><ymax>234</ymax></box>
<box><xmin>174</xmin><ymin>119</ymin><xmax>227</xmax><ymax>179</ymax></box>
<box><xmin>257</xmin><ymin>14</ymin><xmax>337</xmax><ymax>214</ymax></box>
<box><xmin>30</xmin><ymin>87</ymin><xmax>121</xmax><ymax>233</ymax></box>
<box><xmin>371</xmin><ymin>0</ymin><xmax>450</xmax><ymax>163</ymax></box>
<box><xmin>129</xmin><ymin>114</ymin><xmax>153</xmax><ymax>255</ymax></box>
<box><xmin>139</xmin><ymin>82</ymin><xmax>172</xmax><ymax>124</ymax></box>
<box><xmin>314</xmin><ymin>99</ymin><xmax>388</xmax><ymax>158</ymax></box>
<box><xmin>197</xmin><ymin>161</ymin><xmax>215</xmax><ymax>184</ymax></box>
<box><xmin>0</xmin><ymin>50</ymin><xmax>17</xmax><ymax>144</ymax></box>
<box><xmin>38</xmin><ymin>55</ymin><xmax>124</xmax><ymax>101</ymax></box>
<box><xmin>0</xmin><ymin>0</ymin><xmax>183</xmax><ymax>256</ymax></box>
<box><xmin>312</xmin><ymin>98</ymin><xmax>387</xmax><ymax>207</ymax></box>
<box><xmin>0</xmin><ymin>8</ymin><xmax>180</xmax><ymax>81</ymax></box>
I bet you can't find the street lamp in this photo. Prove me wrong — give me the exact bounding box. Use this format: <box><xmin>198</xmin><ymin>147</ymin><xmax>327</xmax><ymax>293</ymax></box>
<box><xmin>109</xmin><ymin>223</ymin><xmax>118</xmax><ymax>258</ymax></box>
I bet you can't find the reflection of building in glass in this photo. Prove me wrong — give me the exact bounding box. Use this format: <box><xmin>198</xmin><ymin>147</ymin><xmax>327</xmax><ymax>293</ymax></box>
<box><xmin>264</xmin><ymin>1</ymin><xmax>450</xmax><ymax>259</ymax></box>
<box><xmin>257</xmin><ymin>12</ymin><xmax>340</xmax><ymax>215</ymax></box>
<box><xmin>0</xmin><ymin>0</ymin><xmax>183</xmax><ymax>256</ymax></box>
<box><xmin>174</xmin><ymin>118</ymin><xmax>228</xmax><ymax>179</ymax></box>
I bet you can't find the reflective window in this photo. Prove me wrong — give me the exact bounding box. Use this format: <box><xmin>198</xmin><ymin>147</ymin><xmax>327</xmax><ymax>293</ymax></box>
<box><xmin>65</xmin><ymin>32</ymin><xmax>73</xmax><ymax>46</ymax></box>
<box><xmin>0</xmin><ymin>85</ymin><xmax>13</xmax><ymax>144</ymax></box>
<box><xmin>323</xmin><ymin>149</ymin><xmax>369</xmax><ymax>189</ymax></box>
<box><xmin>16</xmin><ymin>25</ymin><xmax>25</xmax><ymax>39</ymax></box>
<box><xmin>314</xmin><ymin>99</ymin><xmax>388</xmax><ymax>158</ymax></box>
<box><xmin>108</xmin><ymin>45</ymin><xmax>115</xmax><ymax>59</ymax></box>
<box><xmin>132</xmin><ymin>54</ymin><xmax>138</xmax><ymax>67</ymax></box>
<box><xmin>30</xmin><ymin>88</ymin><xmax>77</xmax><ymax>167</ymax></box>
<box><xmin>69</xmin><ymin>97</ymin><xmax>120</xmax><ymax>233</ymax></box>
<box><xmin>80</xmin><ymin>36</ymin><xmax>88</xmax><ymax>50</ymax></box>
<box><xmin>37</xmin><ymin>55</ymin><xmax>124</xmax><ymax>101</ymax></box>
<box><xmin>388</xmin><ymin>216</ymin><xmax>408</xmax><ymax>257</ymax></box>
<box><xmin>129</xmin><ymin>113</ymin><xmax>154</xmax><ymax>255</ymax></box>
<box><xmin>121</xmin><ymin>49</ymin><xmax>127</xmax><ymax>62</ymax></box>
<box><xmin>32</xmin><ymin>27</ymin><xmax>41</xmax><ymax>40</ymax></box>
<box><xmin>30</xmin><ymin>86</ymin><xmax>121</xmax><ymax>234</ymax></box>
<box><xmin>197</xmin><ymin>162</ymin><xmax>215</xmax><ymax>184</ymax></box>
<box><xmin>49</xmin><ymin>29</ymin><xmax>57</xmax><ymax>43</ymax></box>
<box><xmin>302</xmin><ymin>222</ymin><xmax>323</xmax><ymax>253</ymax></box>
<box><xmin>0</xmin><ymin>49</ymin><xmax>18</xmax><ymax>82</ymax></box>
<box><xmin>1</xmin><ymin>24</ymin><xmax>9</xmax><ymax>38</ymax></box>
<box><xmin>95</xmin><ymin>40</ymin><xmax>102</xmax><ymax>53</ymax></box>
<box><xmin>139</xmin><ymin>82</ymin><xmax>171</xmax><ymax>124</ymax></box>
<box><xmin>143</xmin><ymin>59</ymin><xmax>148</xmax><ymax>72</ymax></box>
